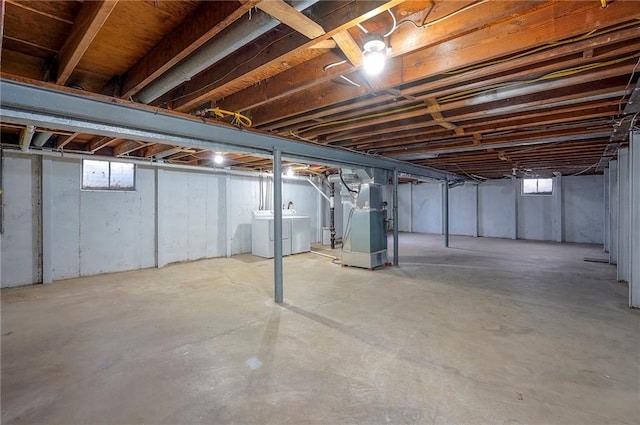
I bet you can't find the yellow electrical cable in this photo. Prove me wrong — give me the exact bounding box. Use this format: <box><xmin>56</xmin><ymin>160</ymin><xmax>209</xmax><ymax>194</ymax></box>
<box><xmin>445</xmin><ymin>20</ymin><xmax>640</xmax><ymax>76</ymax></box>
<box><xmin>202</xmin><ymin>107</ymin><xmax>252</xmax><ymax>127</ymax></box>
<box><xmin>286</xmin><ymin>20</ymin><xmax>639</xmax><ymax>139</ymax></box>
<box><xmin>437</xmin><ymin>52</ymin><xmax>640</xmax><ymax>104</ymax></box>
<box><xmin>289</xmin><ymin>103</ymin><xmax>425</xmax><ymax>136</ymax></box>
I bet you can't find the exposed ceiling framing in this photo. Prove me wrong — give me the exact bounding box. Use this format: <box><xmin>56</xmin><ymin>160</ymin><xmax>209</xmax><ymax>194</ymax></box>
<box><xmin>1</xmin><ymin>0</ymin><xmax>639</xmax><ymax>179</ymax></box>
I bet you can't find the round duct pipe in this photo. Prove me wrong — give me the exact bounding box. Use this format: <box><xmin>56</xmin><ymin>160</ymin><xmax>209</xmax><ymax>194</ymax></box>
<box><xmin>135</xmin><ymin>0</ymin><xmax>321</xmax><ymax>104</ymax></box>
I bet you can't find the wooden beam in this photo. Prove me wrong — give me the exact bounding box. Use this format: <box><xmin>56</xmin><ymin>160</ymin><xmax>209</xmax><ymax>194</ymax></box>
<box><xmin>56</xmin><ymin>0</ymin><xmax>118</xmax><ymax>85</ymax></box>
<box><xmin>143</xmin><ymin>144</ymin><xmax>174</xmax><ymax>158</ymax></box>
<box><xmin>88</xmin><ymin>136</ymin><xmax>119</xmax><ymax>153</ymax></box>
<box><xmin>257</xmin><ymin>0</ymin><xmax>326</xmax><ymax>39</ymax></box>
<box><xmin>172</xmin><ymin>0</ymin><xmax>406</xmax><ymax>111</ymax></box>
<box><xmin>56</xmin><ymin>132</ymin><xmax>81</xmax><ymax>149</ymax></box>
<box><xmin>120</xmin><ymin>1</ymin><xmax>257</xmax><ymax>99</ymax></box>
<box><xmin>219</xmin><ymin>51</ymin><xmax>349</xmax><ymax>112</ymax></box>
<box><xmin>310</xmin><ymin>39</ymin><xmax>337</xmax><ymax>49</ymax></box>
<box><xmin>299</xmin><ymin>66</ymin><xmax>632</xmax><ymax>140</ymax></box>
<box><xmin>425</xmin><ymin>98</ymin><xmax>463</xmax><ymax>134</ymax></box>
<box><xmin>114</xmin><ymin>140</ymin><xmax>150</xmax><ymax>157</ymax></box>
<box><xmin>331</xmin><ymin>30</ymin><xmax>363</xmax><ymax>67</ymax></box>
<box><xmin>5</xmin><ymin>0</ymin><xmax>78</xmax><ymax>25</ymax></box>
<box><xmin>249</xmin><ymin>2</ymin><xmax>640</xmax><ymax>126</ymax></box>
<box><xmin>262</xmin><ymin>26</ymin><xmax>640</xmax><ymax>133</ymax></box>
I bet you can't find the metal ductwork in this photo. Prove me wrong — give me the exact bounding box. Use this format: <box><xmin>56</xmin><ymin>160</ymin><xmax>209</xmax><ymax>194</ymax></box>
<box><xmin>19</xmin><ymin>125</ymin><xmax>35</xmax><ymax>152</ymax></box>
<box><xmin>32</xmin><ymin>132</ymin><xmax>53</xmax><ymax>147</ymax></box>
<box><xmin>135</xmin><ymin>0</ymin><xmax>321</xmax><ymax>105</ymax></box>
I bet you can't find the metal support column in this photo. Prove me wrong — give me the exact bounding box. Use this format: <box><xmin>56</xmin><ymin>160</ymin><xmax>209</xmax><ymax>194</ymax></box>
<box><xmin>630</xmin><ymin>130</ymin><xmax>639</xmax><ymax>308</ymax></box>
<box><xmin>393</xmin><ymin>169</ymin><xmax>399</xmax><ymax>266</ymax></box>
<box><xmin>273</xmin><ymin>149</ymin><xmax>283</xmax><ymax>304</ymax></box>
<box><xmin>225</xmin><ymin>170</ymin><xmax>232</xmax><ymax>258</ymax></box>
<box><xmin>330</xmin><ymin>182</ymin><xmax>336</xmax><ymax>249</ymax></box>
<box><xmin>444</xmin><ymin>179</ymin><xmax>450</xmax><ymax>248</ymax></box>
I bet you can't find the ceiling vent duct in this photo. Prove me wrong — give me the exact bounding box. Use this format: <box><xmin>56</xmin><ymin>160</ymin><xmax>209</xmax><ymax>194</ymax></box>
<box><xmin>135</xmin><ymin>0</ymin><xmax>321</xmax><ymax>105</ymax></box>
<box><xmin>32</xmin><ymin>132</ymin><xmax>54</xmax><ymax>147</ymax></box>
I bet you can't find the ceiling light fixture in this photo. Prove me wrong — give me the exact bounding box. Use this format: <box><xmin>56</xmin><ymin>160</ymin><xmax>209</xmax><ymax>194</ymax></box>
<box><xmin>286</xmin><ymin>168</ymin><xmax>295</xmax><ymax>177</ymax></box>
<box><xmin>363</xmin><ymin>34</ymin><xmax>386</xmax><ymax>76</ymax></box>
<box><xmin>214</xmin><ymin>153</ymin><xmax>224</xmax><ymax>164</ymax></box>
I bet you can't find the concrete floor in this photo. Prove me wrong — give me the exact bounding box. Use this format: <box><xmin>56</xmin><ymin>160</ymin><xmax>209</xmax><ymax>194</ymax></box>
<box><xmin>2</xmin><ymin>234</ymin><xmax>639</xmax><ymax>424</ymax></box>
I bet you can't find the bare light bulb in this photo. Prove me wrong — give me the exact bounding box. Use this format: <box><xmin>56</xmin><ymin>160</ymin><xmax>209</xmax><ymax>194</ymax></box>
<box><xmin>363</xmin><ymin>34</ymin><xmax>386</xmax><ymax>76</ymax></box>
<box><xmin>363</xmin><ymin>50</ymin><xmax>386</xmax><ymax>75</ymax></box>
<box><xmin>214</xmin><ymin>154</ymin><xmax>224</xmax><ymax>164</ymax></box>
<box><xmin>286</xmin><ymin>168</ymin><xmax>294</xmax><ymax>177</ymax></box>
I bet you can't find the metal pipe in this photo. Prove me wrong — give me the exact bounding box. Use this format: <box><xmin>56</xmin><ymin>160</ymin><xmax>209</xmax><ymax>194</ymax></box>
<box><xmin>306</xmin><ymin>178</ymin><xmax>331</xmax><ymax>202</ymax></box>
<box><xmin>19</xmin><ymin>125</ymin><xmax>35</xmax><ymax>152</ymax></box>
<box><xmin>330</xmin><ymin>182</ymin><xmax>336</xmax><ymax>249</ymax></box>
<box><xmin>310</xmin><ymin>249</ymin><xmax>338</xmax><ymax>260</ymax></box>
<box><xmin>444</xmin><ymin>179</ymin><xmax>450</xmax><ymax>248</ymax></box>
<box><xmin>393</xmin><ymin>169</ymin><xmax>399</xmax><ymax>265</ymax></box>
<box><xmin>32</xmin><ymin>131</ymin><xmax>53</xmax><ymax>147</ymax></box>
<box><xmin>273</xmin><ymin>149</ymin><xmax>283</xmax><ymax>304</ymax></box>
<box><xmin>135</xmin><ymin>0</ymin><xmax>320</xmax><ymax>104</ymax></box>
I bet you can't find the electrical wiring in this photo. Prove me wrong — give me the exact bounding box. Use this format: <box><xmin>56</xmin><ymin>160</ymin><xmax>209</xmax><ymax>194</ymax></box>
<box><xmin>356</xmin><ymin>9</ymin><xmax>398</xmax><ymax>38</ymax></box>
<box><xmin>323</xmin><ymin>60</ymin><xmax>347</xmax><ymax>72</ymax></box>
<box><xmin>339</xmin><ymin>169</ymin><xmax>359</xmax><ymax>194</ymax></box>
<box><xmin>396</xmin><ymin>1</ymin><xmax>435</xmax><ymax>30</ymax></box>
<box><xmin>197</xmin><ymin>107</ymin><xmax>252</xmax><ymax>127</ymax></box>
<box><xmin>423</xmin><ymin>0</ymin><xmax>489</xmax><ymax>29</ymax></box>
<box><xmin>342</xmin><ymin>204</ymin><xmax>356</xmax><ymax>252</ymax></box>
<box><xmin>286</xmin><ymin>51</ymin><xmax>638</xmax><ymax>137</ymax></box>
<box><xmin>339</xmin><ymin>75</ymin><xmax>361</xmax><ymax>88</ymax></box>
<box><xmin>289</xmin><ymin>103</ymin><xmax>425</xmax><ymax>136</ymax></box>
<box><xmin>570</xmin><ymin>161</ymin><xmax>599</xmax><ymax>176</ymax></box>
<box><xmin>383</xmin><ymin>9</ymin><xmax>397</xmax><ymax>38</ymax></box>
<box><xmin>396</xmin><ymin>0</ymin><xmax>489</xmax><ymax>31</ymax></box>
<box><xmin>437</xmin><ymin>52</ymin><xmax>640</xmax><ymax>104</ymax></box>
<box><xmin>445</xmin><ymin>19</ymin><xmax>640</xmax><ymax>76</ymax></box>
<box><xmin>618</xmin><ymin>55</ymin><xmax>640</xmax><ymax>114</ymax></box>
<box><xmin>454</xmin><ymin>164</ymin><xmax>487</xmax><ymax>182</ymax></box>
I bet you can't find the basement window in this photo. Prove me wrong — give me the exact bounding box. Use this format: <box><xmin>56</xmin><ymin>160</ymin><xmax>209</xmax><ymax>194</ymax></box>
<box><xmin>522</xmin><ymin>178</ymin><xmax>552</xmax><ymax>195</ymax></box>
<box><xmin>82</xmin><ymin>159</ymin><xmax>135</xmax><ymax>191</ymax></box>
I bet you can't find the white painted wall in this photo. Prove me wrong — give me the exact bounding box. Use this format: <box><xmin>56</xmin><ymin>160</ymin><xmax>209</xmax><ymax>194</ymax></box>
<box><xmin>517</xmin><ymin>189</ymin><xmax>553</xmax><ymax>241</ymax></box>
<box><xmin>562</xmin><ymin>175</ymin><xmax>604</xmax><ymax>244</ymax></box>
<box><xmin>617</xmin><ymin>148</ymin><xmax>630</xmax><ymax>282</ymax></box>
<box><xmin>411</xmin><ymin>182</ymin><xmax>442</xmax><ymax>234</ymax></box>
<box><xmin>0</xmin><ymin>154</ymin><xmax>41</xmax><ymax>287</ymax></box>
<box><xmin>158</xmin><ymin>168</ymin><xmax>224</xmax><ymax>266</ymax></box>
<box><xmin>397</xmin><ymin>183</ymin><xmax>412</xmax><ymax>232</ymax></box>
<box><xmin>478</xmin><ymin>179</ymin><xmax>515</xmax><ymax>239</ymax></box>
<box><xmin>1</xmin><ymin>154</ymin><xmax>320</xmax><ymax>287</ymax></box>
<box><xmin>450</xmin><ymin>184</ymin><xmax>477</xmax><ymax>236</ymax></box>
<box><xmin>394</xmin><ymin>175</ymin><xmax>604</xmax><ymax>244</ymax></box>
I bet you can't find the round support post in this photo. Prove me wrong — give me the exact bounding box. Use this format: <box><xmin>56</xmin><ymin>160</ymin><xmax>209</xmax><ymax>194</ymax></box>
<box><xmin>273</xmin><ymin>149</ymin><xmax>283</xmax><ymax>304</ymax></box>
<box><xmin>444</xmin><ymin>179</ymin><xmax>450</xmax><ymax>248</ymax></box>
<box><xmin>393</xmin><ymin>169</ymin><xmax>399</xmax><ymax>266</ymax></box>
